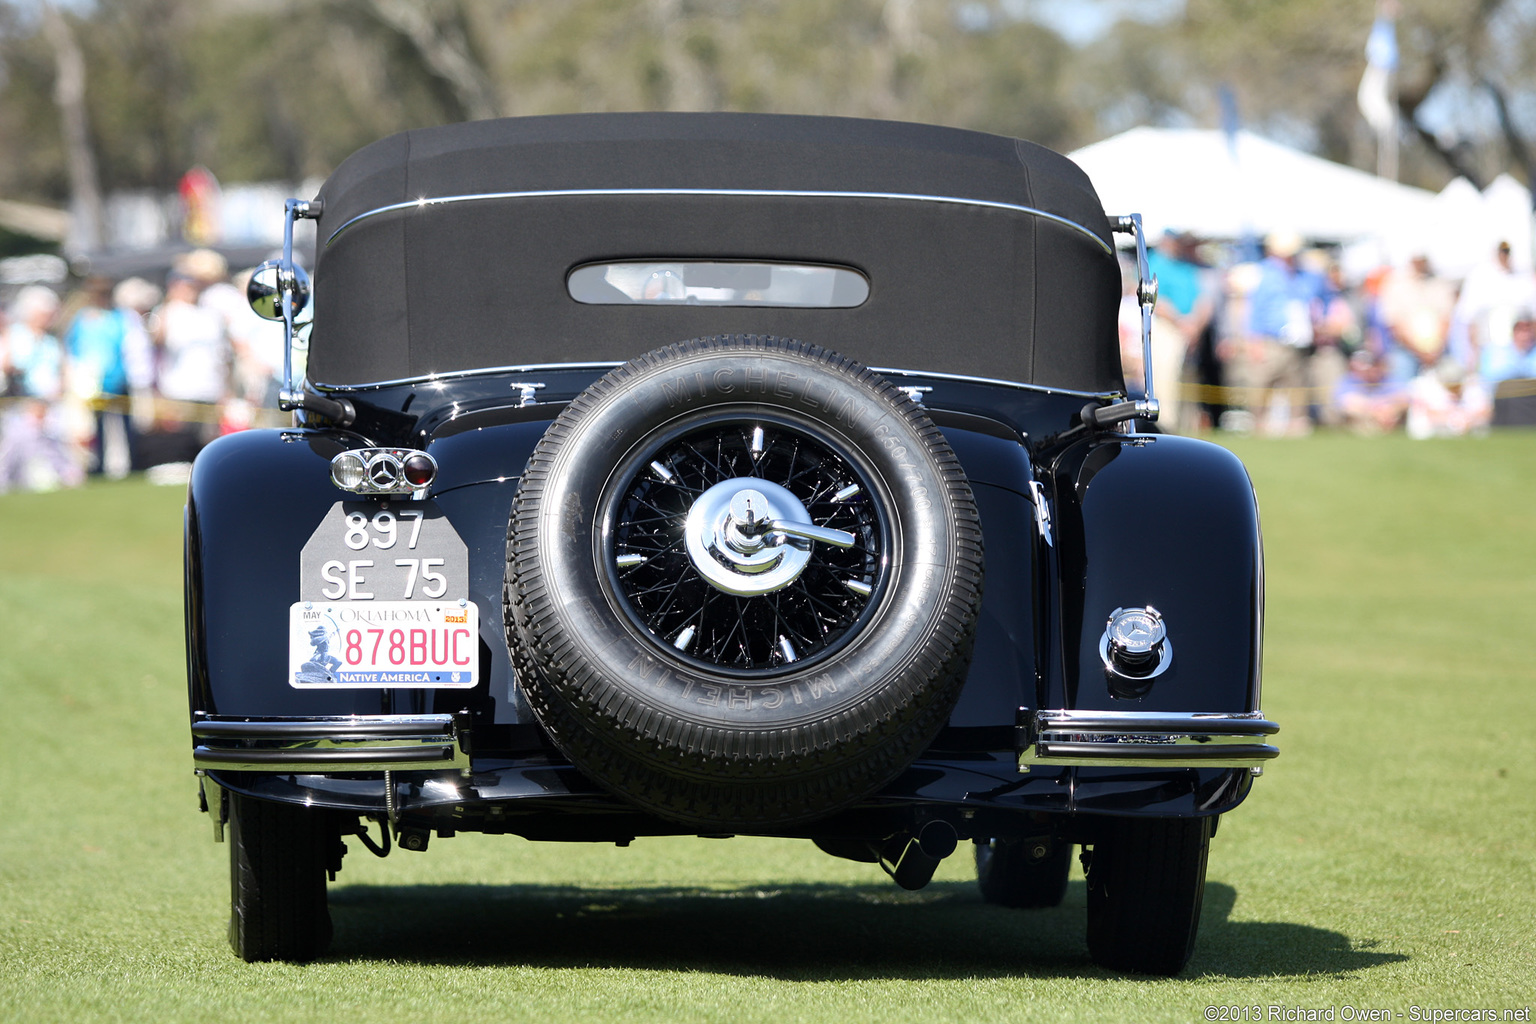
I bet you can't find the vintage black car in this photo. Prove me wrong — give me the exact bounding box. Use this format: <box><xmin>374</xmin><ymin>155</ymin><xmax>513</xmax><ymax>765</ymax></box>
<box><xmin>185</xmin><ymin>112</ymin><xmax>1277</xmax><ymax>974</ymax></box>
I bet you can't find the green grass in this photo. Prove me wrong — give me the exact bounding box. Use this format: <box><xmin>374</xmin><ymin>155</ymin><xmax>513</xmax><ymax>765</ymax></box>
<box><xmin>2</xmin><ymin>434</ymin><xmax>1534</xmax><ymax>1022</ymax></box>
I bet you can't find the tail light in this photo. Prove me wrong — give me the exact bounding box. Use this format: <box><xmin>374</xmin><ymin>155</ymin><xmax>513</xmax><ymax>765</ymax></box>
<box><xmin>331</xmin><ymin>448</ymin><xmax>437</xmax><ymax>497</ymax></box>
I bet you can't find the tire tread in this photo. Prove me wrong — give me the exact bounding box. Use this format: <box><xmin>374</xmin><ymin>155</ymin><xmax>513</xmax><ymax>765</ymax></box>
<box><xmin>1084</xmin><ymin>816</ymin><xmax>1211</xmax><ymax>975</ymax></box>
<box><xmin>505</xmin><ymin>336</ymin><xmax>983</xmax><ymax>829</ymax></box>
<box><xmin>227</xmin><ymin>792</ymin><xmax>334</xmax><ymax>962</ymax></box>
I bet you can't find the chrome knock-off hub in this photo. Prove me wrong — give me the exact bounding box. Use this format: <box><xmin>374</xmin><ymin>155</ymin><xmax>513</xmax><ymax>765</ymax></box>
<box><xmin>684</xmin><ymin>478</ymin><xmax>854</xmax><ymax>597</ymax></box>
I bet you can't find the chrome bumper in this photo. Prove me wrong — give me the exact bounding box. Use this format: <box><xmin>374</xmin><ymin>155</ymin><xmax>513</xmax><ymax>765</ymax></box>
<box><xmin>191</xmin><ymin>713</ymin><xmax>470</xmax><ymax>773</ymax></box>
<box><xmin>1018</xmin><ymin>710</ymin><xmax>1278</xmax><ymax>771</ymax></box>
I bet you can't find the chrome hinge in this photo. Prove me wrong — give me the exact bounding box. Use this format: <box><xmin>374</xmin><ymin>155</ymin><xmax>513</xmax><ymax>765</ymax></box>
<box><xmin>1027</xmin><ymin>480</ymin><xmax>1054</xmax><ymax>547</ymax></box>
<box><xmin>897</xmin><ymin>385</ymin><xmax>932</xmax><ymax>405</ymax></box>
<box><xmin>509</xmin><ymin>382</ymin><xmax>546</xmax><ymax>407</ymax></box>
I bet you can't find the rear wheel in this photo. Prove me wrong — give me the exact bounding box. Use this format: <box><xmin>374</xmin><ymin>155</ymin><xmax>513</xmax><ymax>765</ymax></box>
<box><xmin>1084</xmin><ymin>815</ymin><xmax>1211</xmax><ymax>975</ymax></box>
<box><xmin>975</xmin><ymin>837</ymin><xmax>1072</xmax><ymax>908</ymax></box>
<box><xmin>227</xmin><ymin>792</ymin><xmax>336</xmax><ymax>962</ymax></box>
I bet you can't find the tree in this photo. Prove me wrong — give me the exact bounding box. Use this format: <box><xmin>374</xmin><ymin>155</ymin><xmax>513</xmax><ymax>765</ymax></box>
<box><xmin>10</xmin><ymin>0</ymin><xmax>1531</xmax><ymax>235</ymax></box>
<box><xmin>355</xmin><ymin>0</ymin><xmax>503</xmax><ymax>121</ymax></box>
<box><xmin>38</xmin><ymin>1</ymin><xmax>102</xmax><ymax>250</ymax></box>
<box><xmin>1119</xmin><ymin>0</ymin><xmax>1536</xmax><ymax>191</ymax></box>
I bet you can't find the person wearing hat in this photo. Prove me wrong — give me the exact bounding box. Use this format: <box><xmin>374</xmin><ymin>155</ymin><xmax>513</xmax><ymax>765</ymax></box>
<box><xmin>1454</xmin><ymin>240</ymin><xmax>1536</xmax><ymax>376</ymax></box>
<box><xmin>0</xmin><ymin>285</ymin><xmax>84</xmax><ymax>492</ymax></box>
<box><xmin>1407</xmin><ymin>354</ymin><xmax>1491</xmax><ymax>438</ymax></box>
<box><xmin>144</xmin><ymin>267</ymin><xmax>229</xmax><ymax>467</ymax></box>
<box><xmin>1377</xmin><ymin>252</ymin><xmax>1455</xmax><ymax>382</ymax></box>
<box><xmin>3</xmin><ymin>284</ymin><xmax>63</xmax><ymax>400</ymax></box>
<box><xmin>180</xmin><ymin>247</ymin><xmax>246</xmax><ymax>348</ymax></box>
<box><xmin>1228</xmin><ymin>229</ymin><xmax>1323</xmax><ymax>434</ymax></box>
<box><xmin>1336</xmin><ymin>348</ymin><xmax>1408</xmax><ymax>434</ymax></box>
<box><xmin>1481</xmin><ymin>308</ymin><xmax>1536</xmax><ymax>383</ymax></box>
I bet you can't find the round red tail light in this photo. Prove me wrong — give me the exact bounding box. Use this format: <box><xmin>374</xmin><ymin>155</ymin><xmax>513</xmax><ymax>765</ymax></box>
<box><xmin>402</xmin><ymin>453</ymin><xmax>437</xmax><ymax>487</ymax></box>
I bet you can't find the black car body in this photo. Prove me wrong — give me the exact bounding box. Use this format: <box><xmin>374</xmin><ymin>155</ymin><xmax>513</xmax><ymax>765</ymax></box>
<box><xmin>185</xmin><ymin>113</ymin><xmax>1276</xmax><ymax>973</ymax></box>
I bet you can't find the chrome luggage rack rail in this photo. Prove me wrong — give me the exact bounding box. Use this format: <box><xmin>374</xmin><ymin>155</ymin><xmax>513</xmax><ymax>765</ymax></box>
<box><xmin>191</xmin><ymin>713</ymin><xmax>469</xmax><ymax>773</ymax></box>
<box><xmin>1018</xmin><ymin>709</ymin><xmax>1279</xmax><ymax>771</ymax></box>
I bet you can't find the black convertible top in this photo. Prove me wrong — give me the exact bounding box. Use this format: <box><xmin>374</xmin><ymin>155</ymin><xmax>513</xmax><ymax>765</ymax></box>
<box><xmin>309</xmin><ymin>112</ymin><xmax>1123</xmax><ymax>393</ymax></box>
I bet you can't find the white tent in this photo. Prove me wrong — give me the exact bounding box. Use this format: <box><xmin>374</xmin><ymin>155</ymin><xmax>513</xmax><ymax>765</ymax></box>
<box><xmin>1068</xmin><ymin>126</ymin><xmax>1438</xmax><ymax>244</ymax></box>
<box><xmin>1338</xmin><ymin>174</ymin><xmax>1533</xmax><ymax>281</ymax></box>
<box><xmin>1428</xmin><ymin>174</ymin><xmax>1532</xmax><ymax>276</ymax></box>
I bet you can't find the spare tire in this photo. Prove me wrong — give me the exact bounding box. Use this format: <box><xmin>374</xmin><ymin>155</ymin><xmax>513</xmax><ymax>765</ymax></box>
<box><xmin>504</xmin><ymin>336</ymin><xmax>982</xmax><ymax>829</ymax></box>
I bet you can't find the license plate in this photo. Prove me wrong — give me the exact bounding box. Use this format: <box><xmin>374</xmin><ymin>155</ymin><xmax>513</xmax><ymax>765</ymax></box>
<box><xmin>289</xmin><ymin>600</ymin><xmax>479</xmax><ymax>688</ymax></box>
<box><xmin>291</xmin><ymin>500</ymin><xmax>478</xmax><ymax>689</ymax></box>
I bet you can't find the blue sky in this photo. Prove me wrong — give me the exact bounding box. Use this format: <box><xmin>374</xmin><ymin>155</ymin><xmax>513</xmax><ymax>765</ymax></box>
<box><xmin>956</xmin><ymin>0</ymin><xmax>1184</xmax><ymax>42</ymax></box>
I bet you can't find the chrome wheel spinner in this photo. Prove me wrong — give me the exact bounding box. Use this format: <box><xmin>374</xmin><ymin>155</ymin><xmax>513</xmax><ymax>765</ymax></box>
<box><xmin>684</xmin><ymin>479</ymin><xmax>855</xmax><ymax>597</ymax></box>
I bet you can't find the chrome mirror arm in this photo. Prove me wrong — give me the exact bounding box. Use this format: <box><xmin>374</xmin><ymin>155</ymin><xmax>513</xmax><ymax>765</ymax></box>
<box><xmin>278</xmin><ymin>198</ymin><xmax>322</xmax><ymax>411</ymax></box>
<box><xmin>1110</xmin><ymin>213</ymin><xmax>1160</xmax><ymax>423</ymax></box>
<box><xmin>260</xmin><ymin>198</ymin><xmax>352</xmax><ymax>425</ymax></box>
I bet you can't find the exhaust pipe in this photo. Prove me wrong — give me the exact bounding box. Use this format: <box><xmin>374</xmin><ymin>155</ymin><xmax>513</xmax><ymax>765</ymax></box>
<box><xmin>879</xmin><ymin>820</ymin><xmax>959</xmax><ymax>891</ymax></box>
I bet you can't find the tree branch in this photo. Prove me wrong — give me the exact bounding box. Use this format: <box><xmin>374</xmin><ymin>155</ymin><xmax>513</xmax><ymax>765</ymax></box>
<box><xmin>361</xmin><ymin>0</ymin><xmax>501</xmax><ymax>121</ymax></box>
<box><xmin>1483</xmin><ymin>76</ymin><xmax>1536</xmax><ymax>206</ymax></box>
<box><xmin>39</xmin><ymin>0</ymin><xmax>104</xmax><ymax>251</ymax></box>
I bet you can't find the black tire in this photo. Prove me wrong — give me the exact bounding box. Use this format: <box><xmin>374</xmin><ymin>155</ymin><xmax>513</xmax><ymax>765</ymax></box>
<box><xmin>227</xmin><ymin>792</ymin><xmax>335</xmax><ymax>962</ymax></box>
<box><xmin>975</xmin><ymin>837</ymin><xmax>1072</xmax><ymax>909</ymax></box>
<box><xmin>1084</xmin><ymin>815</ymin><xmax>1211</xmax><ymax>975</ymax></box>
<box><xmin>505</xmin><ymin>336</ymin><xmax>983</xmax><ymax>830</ymax></box>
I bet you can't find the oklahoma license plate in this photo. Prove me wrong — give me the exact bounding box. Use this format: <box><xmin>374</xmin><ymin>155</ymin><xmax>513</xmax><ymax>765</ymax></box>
<box><xmin>289</xmin><ymin>600</ymin><xmax>479</xmax><ymax>688</ymax></box>
<box><xmin>290</xmin><ymin>501</ymin><xmax>478</xmax><ymax>688</ymax></box>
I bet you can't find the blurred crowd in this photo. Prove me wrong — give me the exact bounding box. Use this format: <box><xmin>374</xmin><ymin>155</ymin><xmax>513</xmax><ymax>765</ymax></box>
<box><xmin>1120</xmin><ymin>234</ymin><xmax>1536</xmax><ymax>438</ymax></box>
<box><xmin>3</xmin><ymin>232</ymin><xmax>1534</xmax><ymax>495</ymax></box>
<box><xmin>0</xmin><ymin>248</ymin><xmax>287</xmax><ymax>493</ymax></box>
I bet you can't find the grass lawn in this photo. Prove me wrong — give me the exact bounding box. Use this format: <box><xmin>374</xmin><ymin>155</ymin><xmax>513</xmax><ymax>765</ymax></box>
<box><xmin>1</xmin><ymin>432</ymin><xmax>1532</xmax><ymax>1022</ymax></box>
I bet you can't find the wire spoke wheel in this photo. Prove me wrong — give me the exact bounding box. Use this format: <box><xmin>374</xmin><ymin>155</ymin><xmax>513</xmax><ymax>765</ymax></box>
<box><xmin>606</xmin><ymin>416</ymin><xmax>886</xmax><ymax>673</ymax></box>
<box><xmin>505</xmin><ymin>336</ymin><xmax>983</xmax><ymax>829</ymax></box>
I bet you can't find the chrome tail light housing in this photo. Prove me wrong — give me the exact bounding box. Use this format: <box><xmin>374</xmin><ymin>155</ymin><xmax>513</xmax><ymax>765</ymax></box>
<box><xmin>331</xmin><ymin>448</ymin><xmax>437</xmax><ymax>497</ymax></box>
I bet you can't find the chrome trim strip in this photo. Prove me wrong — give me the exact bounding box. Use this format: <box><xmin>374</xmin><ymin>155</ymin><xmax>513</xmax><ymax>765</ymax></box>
<box><xmin>325</xmin><ymin>187</ymin><xmax>1116</xmax><ymax>256</ymax></box>
<box><xmin>1018</xmin><ymin>710</ymin><xmax>1278</xmax><ymax>771</ymax></box>
<box><xmin>1033</xmin><ymin>709</ymin><xmax>1279</xmax><ymax>734</ymax></box>
<box><xmin>871</xmin><ymin>366</ymin><xmax>1114</xmax><ymax>400</ymax></box>
<box><xmin>193</xmin><ymin>715</ymin><xmax>457</xmax><ymax>740</ymax></box>
<box><xmin>312</xmin><ymin>362</ymin><xmax>623</xmax><ymax>393</ymax></box>
<box><xmin>194</xmin><ymin>747</ymin><xmax>458</xmax><ymax>769</ymax></box>
<box><xmin>192</xmin><ymin>714</ymin><xmax>469</xmax><ymax>773</ymax></box>
<box><xmin>313</xmin><ymin>361</ymin><xmax>1118</xmax><ymax>400</ymax></box>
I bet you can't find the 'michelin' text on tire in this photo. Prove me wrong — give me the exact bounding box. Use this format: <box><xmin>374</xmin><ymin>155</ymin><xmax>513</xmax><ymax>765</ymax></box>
<box><xmin>505</xmin><ymin>336</ymin><xmax>984</xmax><ymax>830</ymax></box>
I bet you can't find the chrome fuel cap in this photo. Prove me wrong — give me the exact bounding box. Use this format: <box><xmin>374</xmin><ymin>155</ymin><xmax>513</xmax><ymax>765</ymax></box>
<box><xmin>1100</xmin><ymin>606</ymin><xmax>1172</xmax><ymax>679</ymax></box>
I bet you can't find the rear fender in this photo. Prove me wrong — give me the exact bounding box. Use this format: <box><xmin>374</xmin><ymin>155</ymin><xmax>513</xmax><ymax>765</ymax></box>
<box><xmin>187</xmin><ymin>421</ymin><xmax>548</xmax><ymax>732</ymax></box>
<box><xmin>1048</xmin><ymin>432</ymin><xmax>1263</xmax><ymax>715</ymax></box>
<box><xmin>186</xmin><ymin>428</ymin><xmax>384</xmax><ymax>719</ymax></box>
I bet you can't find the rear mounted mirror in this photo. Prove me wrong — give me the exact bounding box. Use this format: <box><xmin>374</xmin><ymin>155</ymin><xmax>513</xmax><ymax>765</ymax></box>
<box><xmin>247</xmin><ymin>259</ymin><xmax>311</xmax><ymax>322</ymax></box>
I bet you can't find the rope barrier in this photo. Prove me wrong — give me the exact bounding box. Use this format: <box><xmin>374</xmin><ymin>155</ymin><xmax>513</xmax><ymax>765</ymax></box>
<box><xmin>1172</xmin><ymin>377</ymin><xmax>1536</xmax><ymax>404</ymax></box>
<box><xmin>0</xmin><ymin>394</ymin><xmax>292</xmax><ymax>428</ymax></box>
<box><xmin>1175</xmin><ymin>381</ymin><xmax>1338</xmax><ymax>405</ymax></box>
<box><xmin>1494</xmin><ymin>378</ymin><xmax>1536</xmax><ymax>399</ymax></box>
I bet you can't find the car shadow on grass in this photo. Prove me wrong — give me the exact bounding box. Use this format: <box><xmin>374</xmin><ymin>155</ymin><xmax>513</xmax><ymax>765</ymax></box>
<box><xmin>326</xmin><ymin>879</ymin><xmax>1405</xmax><ymax>979</ymax></box>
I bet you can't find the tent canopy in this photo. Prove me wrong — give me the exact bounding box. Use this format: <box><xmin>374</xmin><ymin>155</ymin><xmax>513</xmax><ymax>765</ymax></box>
<box><xmin>1070</xmin><ymin>126</ymin><xmax>1535</xmax><ymax>278</ymax></box>
<box><xmin>1069</xmin><ymin>126</ymin><xmax>1436</xmax><ymax>244</ymax></box>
